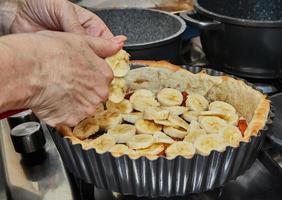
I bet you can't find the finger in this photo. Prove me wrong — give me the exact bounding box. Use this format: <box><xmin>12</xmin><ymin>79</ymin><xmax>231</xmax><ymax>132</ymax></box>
<box><xmin>73</xmin><ymin>4</ymin><xmax>114</xmax><ymax>39</ymax></box>
<box><xmin>84</xmin><ymin>35</ymin><xmax>127</xmax><ymax>58</ymax></box>
<box><xmin>60</xmin><ymin>3</ymin><xmax>86</xmax><ymax>34</ymax></box>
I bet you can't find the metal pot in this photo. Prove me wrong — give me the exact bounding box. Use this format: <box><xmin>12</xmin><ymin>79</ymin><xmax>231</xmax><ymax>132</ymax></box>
<box><xmin>91</xmin><ymin>8</ymin><xmax>186</xmax><ymax>64</ymax></box>
<box><xmin>180</xmin><ymin>0</ymin><xmax>282</xmax><ymax>79</ymax></box>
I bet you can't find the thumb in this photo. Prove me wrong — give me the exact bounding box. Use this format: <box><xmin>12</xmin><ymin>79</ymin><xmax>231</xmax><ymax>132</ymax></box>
<box><xmin>60</xmin><ymin>3</ymin><xmax>86</xmax><ymax>34</ymax></box>
<box><xmin>84</xmin><ymin>35</ymin><xmax>127</xmax><ymax>58</ymax></box>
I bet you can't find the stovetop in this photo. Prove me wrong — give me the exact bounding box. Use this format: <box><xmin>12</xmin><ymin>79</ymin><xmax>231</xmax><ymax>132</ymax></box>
<box><xmin>1</xmin><ymin>105</ymin><xmax>282</xmax><ymax>200</ymax></box>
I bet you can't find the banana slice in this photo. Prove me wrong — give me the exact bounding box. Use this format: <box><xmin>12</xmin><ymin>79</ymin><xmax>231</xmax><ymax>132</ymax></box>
<box><xmin>106</xmin><ymin>99</ymin><xmax>133</xmax><ymax>114</ymax></box>
<box><xmin>157</xmin><ymin>88</ymin><xmax>183</xmax><ymax>106</ymax></box>
<box><xmin>105</xmin><ymin>49</ymin><xmax>130</xmax><ymax>77</ymax></box>
<box><xmin>219</xmin><ymin>125</ymin><xmax>242</xmax><ymax>147</ymax></box>
<box><xmin>199</xmin><ymin>116</ymin><xmax>227</xmax><ymax>134</ymax></box>
<box><xmin>194</xmin><ymin>134</ymin><xmax>226</xmax><ymax>156</ymax></box>
<box><xmin>129</xmin><ymin>89</ymin><xmax>154</xmax><ymax>103</ymax></box>
<box><xmin>122</xmin><ymin>112</ymin><xmax>143</xmax><ymax>124</ymax></box>
<box><xmin>129</xmin><ymin>89</ymin><xmax>159</xmax><ymax>112</ymax></box>
<box><xmin>95</xmin><ymin>103</ymin><xmax>104</xmax><ymax>114</ymax></box>
<box><xmin>107</xmin><ymin>124</ymin><xmax>136</xmax><ymax>143</ymax></box>
<box><xmin>109</xmin><ymin>85</ymin><xmax>125</xmax><ymax>103</ymax></box>
<box><xmin>199</xmin><ymin>111</ymin><xmax>239</xmax><ymax>125</ymax></box>
<box><xmin>154</xmin><ymin>119</ymin><xmax>178</xmax><ymax>127</ymax></box>
<box><xmin>182</xmin><ymin>110</ymin><xmax>199</xmax><ymax>122</ymax></box>
<box><xmin>127</xmin><ymin>134</ymin><xmax>155</xmax><ymax>149</ymax></box>
<box><xmin>153</xmin><ymin>131</ymin><xmax>175</xmax><ymax>144</ymax></box>
<box><xmin>136</xmin><ymin>144</ymin><xmax>165</xmax><ymax>156</ymax></box>
<box><xmin>111</xmin><ymin>77</ymin><xmax>127</xmax><ymax>88</ymax></box>
<box><xmin>73</xmin><ymin>117</ymin><xmax>99</xmax><ymax>140</ymax></box>
<box><xmin>135</xmin><ymin>119</ymin><xmax>162</xmax><ymax>134</ymax></box>
<box><xmin>168</xmin><ymin>113</ymin><xmax>189</xmax><ymax>130</ymax></box>
<box><xmin>87</xmin><ymin>134</ymin><xmax>116</xmax><ymax>153</ymax></box>
<box><xmin>109</xmin><ymin>144</ymin><xmax>129</xmax><ymax>157</ymax></box>
<box><xmin>186</xmin><ymin>93</ymin><xmax>209</xmax><ymax>112</ymax></box>
<box><xmin>109</xmin><ymin>78</ymin><xmax>128</xmax><ymax>103</ymax></box>
<box><xmin>162</xmin><ymin>106</ymin><xmax>188</xmax><ymax>116</ymax></box>
<box><xmin>163</xmin><ymin>126</ymin><xmax>188</xmax><ymax>139</ymax></box>
<box><xmin>96</xmin><ymin>110</ymin><xmax>122</xmax><ymax>130</ymax></box>
<box><xmin>143</xmin><ymin>107</ymin><xmax>169</xmax><ymax>120</ymax></box>
<box><xmin>165</xmin><ymin>141</ymin><xmax>195</xmax><ymax>159</ymax></box>
<box><xmin>209</xmin><ymin>101</ymin><xmax>236</xmax><ymax>113</ymax></box>
<box><xmin>184</xmin><ymin>120</ymin><xmax>206</xmax><ymax>143</ymax></box>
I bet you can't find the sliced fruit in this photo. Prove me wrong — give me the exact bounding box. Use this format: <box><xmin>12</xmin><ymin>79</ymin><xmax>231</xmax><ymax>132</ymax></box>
<box><xmin>182</xmin><ymin>110</ymin><xmax>199</xmax><ymax>122</ymax></box>
<box><xmin>87</xmin><ymin>134</ymin><xmax>116</xmax><ymax>153</ymax></box>
<box><xmin>194</xmin><ymin>134</ymin><xmax>226</xmax><ymax>156</ymax></box>
<box><xmin>135</xmin><ymin>119</ymin><xmax>162</xmax><ymax>134</ymax></box>
<box><xmin>199</xmin><ymin>116</ymin><xmax>227</xmax><ymax>134</ymax></box>
<box><xmin>107</xmin><ymin>124</ymin><xmax>136</xmax><ymax>143</ymax></box>
<box><xmin>184</xmin><ymin>120</ymin><xmax>206</xmax><ymax>143</ymax></box>
<box><xmin>168</xmin><ymin>113</ymin><xmax>189</xmax><ymax>130</ymax></box>
<box><xmin>161</xmin><ymin>106</ymin><xmax>188</xmax><ymax>116</ymax></box>
<box><xmin>185</xmin><ymin>93</ymin><xmax>209</xmax><ymax>112</ymax></box>
<box><xmin>73</xmin><ymin>117</ymin><xmax>99</xmax><ymax>140</ymax></box>
<box><xmin>109</xmin><ymin>85</ymin><xmax>125</xmax><ymax>103</ymax></box>
<box><xmin>209</xmin><ymin>101</ymin><xmax>236</xmax><ymax>113</ymax></box>
<box><xmin>96</xmin><ymin>110</ymin><xmax>122</xmax><ymax>130</ymax></box>
<box><xmin>105</xmin><ymin>49</ymin><xmax>130</xmax><ymax>77</ymax></box>
<box><xmin>127</xmin><ymin>134</ymin><xmax>155</xmax><ymax>149</ymax></box>
<box><xmin>129</xmin><ymin>89</ymin><xmax>154</xmax><ymax>103</ymax></box>
<box><xmin>154</xmin><ymin>119</ymin><xmax>178</xmax><ymax>127</ymax></box>
<box><xmin>199</xmin><ymin>111</ymin><xmax>238</xmax><ymax>125</ymax></box>
<box><xmin>165</xmin><ymin>141</ymin><xmax>195</xmax><ymax>159</ymax></box>
<box><xmin>143</xmin><ymin>106</ymin><xmax>169</xmax><ymax>120</ymax></box>
<box><xmin>129</xmin><ymin>89</ymin><xmax>159</xmax><ymax>112</ymax></box>
<box><xmin>109</xmin><ymin>144</ymin><xmax>129</xmax><ymax>157</ymax></box>
<box><xmin>157</xmin><ymin>88</ymin><xmax>183</xmax><ymax>106</ymax></box>
<box><xmin>106</xmin><ymin>99</ymin><xmax>133</xmax><ymax>114</ymax></box>
<box><xmin>136</xmin><ymin>144</ymin><xmax>165</xmax><ymax>156</ymax></box>
<box><xmin>153</xmin><ymin>131</ymin><xmax>175</xmax><ymax>144</ymax></box>
<box><xmin>237</xmin><ymin>118</ymin><xmax>248</xmax><ymax>136</ymax></box>
<box><xmin>122</xmin><ymin>112</ymin><xmax>143</xmax><ymax>124</ymax></box>
<box><xmin>163</xmin><ymin>126</ymin><xmax>188</xmax><ymax>139</ymax></box>
<box><xmin>219</xmin><ymin>125</ymin><xmax>242</xmax><ymax>147</ymax></box>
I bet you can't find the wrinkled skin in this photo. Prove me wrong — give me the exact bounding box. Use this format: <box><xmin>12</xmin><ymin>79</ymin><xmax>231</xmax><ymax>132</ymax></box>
<box><xmin>11</xmin><ymin>0</ymin><xmax>113</xmax><ymax>38</ymax></box>
<box><xmin>0</xmin><ymin>31</ymin><xmax>125</xmax><ymax>127</ymax></box>
<box><xmin>0</xmin><ymin>0</ymin><xmax>128</xmax><ymax>127</ymax></box>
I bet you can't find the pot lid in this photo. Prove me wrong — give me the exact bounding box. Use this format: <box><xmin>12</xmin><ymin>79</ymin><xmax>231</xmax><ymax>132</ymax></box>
<box><xmin>194</xmin><ymin>0</ymin><xmax>282</xmax><ymax>27</ymax></box>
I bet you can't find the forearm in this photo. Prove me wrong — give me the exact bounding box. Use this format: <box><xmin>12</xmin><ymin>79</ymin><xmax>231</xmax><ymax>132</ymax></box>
<box><xmin>0</xmin><ymin>0</ymin><xmax>18</xmax><ymax>35</ymax></box>
<box><xmin>0</xmin><ymin>34</ymin><xmax>38</xmax><ymax>112</ymax></box>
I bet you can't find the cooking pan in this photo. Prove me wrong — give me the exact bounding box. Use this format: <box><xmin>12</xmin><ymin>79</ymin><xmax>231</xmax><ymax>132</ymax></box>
<box><xmin>180</xmin><ymin>0</ymin><xmax>282</xmax><ymax>79</ymax></box>
<box><xmin>91</xmin><ymin>8</ymin><xmax>187</xmax><ymax>64</ymax></box>
<box><xmin>49</xmin><ymin>65</ymin><xmax>273</xmax><ymax>197</ymax></box>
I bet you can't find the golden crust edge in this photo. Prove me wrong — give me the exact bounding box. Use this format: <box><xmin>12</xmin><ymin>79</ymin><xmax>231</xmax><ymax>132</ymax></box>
<box><xmin>244</xmin><ymin>97</ymin><xmax>270</xmax><ymax>139</ymax></box>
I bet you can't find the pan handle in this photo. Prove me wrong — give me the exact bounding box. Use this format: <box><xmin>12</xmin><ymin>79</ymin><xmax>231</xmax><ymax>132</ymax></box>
<box><xmin>180</xmin><ymin>11</ymin><xmax>221</xmax><ymax>30</ymax></box>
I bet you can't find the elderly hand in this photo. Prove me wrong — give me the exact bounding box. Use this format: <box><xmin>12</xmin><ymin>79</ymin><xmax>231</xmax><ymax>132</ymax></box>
<box><xmin>10</xmin><ymin>0</ymin><xmax>113</xmax><ymax>38</ymax></box>
<box><xmin>0</xmin><ymin>31</ymin><xmax>125</xmax><ymax>127</ymax></box>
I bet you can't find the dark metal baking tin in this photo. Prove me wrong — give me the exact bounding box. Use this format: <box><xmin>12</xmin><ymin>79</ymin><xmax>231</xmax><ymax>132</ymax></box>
<box><xmin>49</xmin><ymin>66</ymin><xmax>273</xmax><ymax>197</ymax></box>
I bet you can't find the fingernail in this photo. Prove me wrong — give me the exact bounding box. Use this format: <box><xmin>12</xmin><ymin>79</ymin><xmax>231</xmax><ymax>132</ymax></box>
<box><xmin>111</xmin><ymin>35</ymin><xmax>127</xmax><ymax>44</ymax></box>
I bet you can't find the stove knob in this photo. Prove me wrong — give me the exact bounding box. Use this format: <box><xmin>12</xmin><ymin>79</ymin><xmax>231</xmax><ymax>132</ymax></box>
<box><xmin>10</xmin><ymin>122</ymin><xmax>46</xmax><ymax>155</ymax></box>
<box><xmin>7</xmin><ymin>109</ymin><xmax>39</xmax><ymax>129</ymax></box>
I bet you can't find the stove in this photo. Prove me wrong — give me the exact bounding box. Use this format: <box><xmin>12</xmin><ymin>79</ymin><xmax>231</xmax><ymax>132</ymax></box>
<box><xmin>1</xmin><ymin>93</ymin><xmax>282</xmax><ymax>200</ymax></box>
